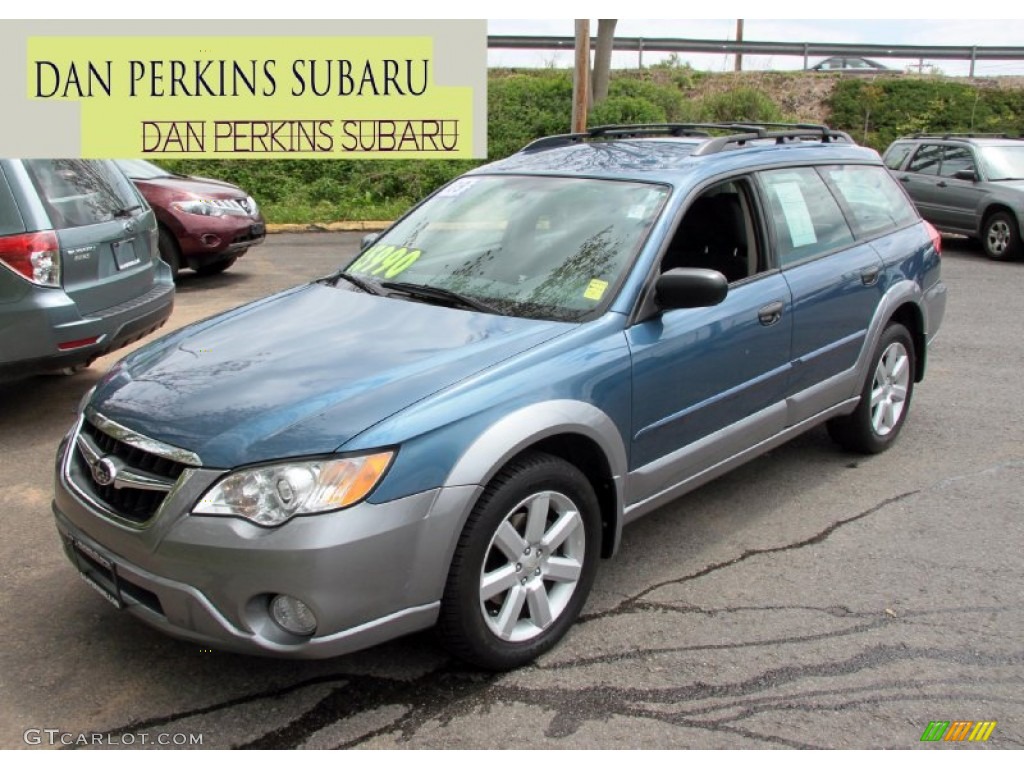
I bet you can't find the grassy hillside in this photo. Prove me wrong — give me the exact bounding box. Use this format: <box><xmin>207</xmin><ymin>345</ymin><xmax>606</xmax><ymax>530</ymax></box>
<box><xmin>161</xmin><ymin>67</ymin><xmax>1024</xmax><ymax>223</ymax></box>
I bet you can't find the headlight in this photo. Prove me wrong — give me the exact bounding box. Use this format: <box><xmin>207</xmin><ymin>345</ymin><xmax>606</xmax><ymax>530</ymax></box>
<box><xmin>171</xmin><ymin>199</ymin><xmax>224</xmax><ymax>217</ymax></box>
<box><xmin>192</xmin><ymin>452</ymin><xmax>394</xmax><ymax>527</ymax></box>
<box><xmin>171</xmin><ymin>199</ymin><xmax>253</xmax><ymax>218</ymax></box>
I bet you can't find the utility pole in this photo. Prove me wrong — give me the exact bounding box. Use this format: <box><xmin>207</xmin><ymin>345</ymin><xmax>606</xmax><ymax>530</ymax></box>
<box><xmin>572</xmin><ymin>19</ymin><xmax>590</xmax><ymax>133</ymax></box>
<box><xmin>735</xmin><ymin>19</ymin><xmax>744</xmax><ymax>72</ymax></box>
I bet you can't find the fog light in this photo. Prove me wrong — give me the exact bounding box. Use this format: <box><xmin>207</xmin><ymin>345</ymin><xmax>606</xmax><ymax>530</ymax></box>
<box><xmin>269</xmin><ymin>594</ymin><xmax>317</xmax><ymax>636</ymax></box>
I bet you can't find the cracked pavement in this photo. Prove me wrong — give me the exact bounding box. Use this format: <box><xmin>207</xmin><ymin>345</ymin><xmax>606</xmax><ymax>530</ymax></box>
<box><xmin>1</xmin><ymin>235</ymin><xmax>1021</xmax><ymax>749</ymax></box>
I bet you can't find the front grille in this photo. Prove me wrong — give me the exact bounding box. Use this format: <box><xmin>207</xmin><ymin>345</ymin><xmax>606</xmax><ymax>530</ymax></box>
<box><xmin>72</xmin><ymin>419</ymin><xmax>190</xmax><ymax>525</ymax></box>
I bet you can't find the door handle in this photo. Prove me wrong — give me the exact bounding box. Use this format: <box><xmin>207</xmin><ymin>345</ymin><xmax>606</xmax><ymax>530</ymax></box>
<box><xmin>937</xmin><ymin>181</ymin><xmax>948</xmax><ymax>188</ymax></box>
<box><xmin>861</xmin><ymin>266</ymin><xmax>881</xmax><ymax>286</ymax></box>
<box><xmin>758</xmin><ymin>301</ymin><xmax>784</xmax><ymax>326</ymax></box>
<box><xmin>898</xmin><ymin>176</ymin><xmax>910</xmax><ymax>182</ymax></box>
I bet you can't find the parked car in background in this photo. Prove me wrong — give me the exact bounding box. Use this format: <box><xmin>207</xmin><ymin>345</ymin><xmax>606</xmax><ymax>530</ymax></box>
<box><xmin>883</xmin><ymin>134</ymin><xmax>1024</xmax><ymax>260</ymax></box>
<box><xmin>0</xmin><ymin>159</ymin><xmax>173</xmax><ymax>382</ymax></box>
<box><xmin>56</xmin><ymin>123</ymin><xmax>945</xmax><ymax>670</ymax></box>
<box><xmin>811</xmin><ymin>56</ymin><xmax>892</xmax><ymax>73</ymax></box>
<box><xmin>116</xmin><ymin>160</ymin><xmax>265</xmax><ymax>279</ymax></box>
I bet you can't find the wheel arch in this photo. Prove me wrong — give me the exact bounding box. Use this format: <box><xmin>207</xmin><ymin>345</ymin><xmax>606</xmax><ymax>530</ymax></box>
<box><xmin>979</xmin><ymin>202</ymin><xmax>1021</xmax><ymax>237</ymax></box>
<box><xmin>854</xmin><ymin>280</ymin><xmax>928</xmax><ymax>390</ymax></box>
<box><xmin>888</xmin><ymin>301</ymin><xmax>926</xmax><ymax>382</ymax></box>
<box><xmin>444</xmin><ymin>400</ymin><xmax>628</xmax><ymax>559</ymax></box>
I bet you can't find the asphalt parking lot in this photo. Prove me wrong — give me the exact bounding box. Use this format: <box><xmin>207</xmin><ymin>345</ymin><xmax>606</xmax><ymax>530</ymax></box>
<box><xmin>1</xmin><ymin>233</ymin><xmax>1021</xmax><ymax>749</ymax></box>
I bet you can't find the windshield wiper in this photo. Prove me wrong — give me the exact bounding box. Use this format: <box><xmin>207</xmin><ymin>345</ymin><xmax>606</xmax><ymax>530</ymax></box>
<box><xmin>322</xmin><ymin>272</ymin><xmax>387</xmax><ymax>295</ymax></box>
<box><xmin>112</xmin><ymin>204</ymin><xmax>144</xmax><ymax>218</ymax></box>
<box><xmin>381</xmin><ymin>281</ymin><xmax>505</xmax><ymax>315</ymax></box>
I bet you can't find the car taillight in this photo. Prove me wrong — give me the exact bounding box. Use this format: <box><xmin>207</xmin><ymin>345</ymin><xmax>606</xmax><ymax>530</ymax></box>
<box><xmin>923</xmin><ymin>221</ymin><xmax>942</xmax><ymax>258</ymax></box>
<box><xmin>0</xmin><ymin>230</ymin><xmax>61</xmax><ymax>286</ymax></box>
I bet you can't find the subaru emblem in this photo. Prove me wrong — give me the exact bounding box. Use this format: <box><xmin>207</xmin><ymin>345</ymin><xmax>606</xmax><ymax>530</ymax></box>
<box><xmin>91</xmin><ymin>457</ymin><xmax>118</xmax><ymax>487</ymax></box>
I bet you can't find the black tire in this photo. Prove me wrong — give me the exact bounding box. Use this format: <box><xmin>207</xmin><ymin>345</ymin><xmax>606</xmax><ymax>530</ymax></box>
<box><xmin>438</xmin><ymin>452</ymin><xmax>601</xmax><ymax>671</ymax></box>
<box><xmin>981</xmin><ymin>211</ymin><xmax>1020</xmax><ymax>261</ymax></box>
<box><xmin>157</xmin><ymin>227</ymin><xmax>181</xmax><ymax>280</ymax></box>
<box><xmin>194</xmin><ymin>256</ymin><xmax>237</xmax><ymax>277</ymax></box>
<box><xmin>827</xmin><ymin>323</ymin><xmax>916</xmax><ymax>454</ymax></box>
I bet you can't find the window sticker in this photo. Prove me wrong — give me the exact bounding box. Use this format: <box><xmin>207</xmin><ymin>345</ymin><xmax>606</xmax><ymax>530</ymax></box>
<box><xmin>584</xmin><ymin>278</ymin><xmax>609</xmax><ymax>301</ymax></box>
<box><xmin>770</xmin><ymin>181</ymin><xmax>817</xmax><ymax>248</ymax></box>
<box><xmin>627</xmin><ymin>204</ymin><xmax>647</xmax><ymax>220</ymax></box>
<box><xmin>348</xmin><ymin>243</ymin><xmax>422</xmax><ymax>279</ymax></box>
<box><xmin>435</xmin><ymin>178</ymin><xmax>479</xmax><ymax>198</ymax></box>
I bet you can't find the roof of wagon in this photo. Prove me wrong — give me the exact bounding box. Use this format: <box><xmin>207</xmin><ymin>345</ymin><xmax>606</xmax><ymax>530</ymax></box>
<box><xmin>469</xmin><ymin>124</ymin><xmax>881</xmax><ymax>183</ymax></box>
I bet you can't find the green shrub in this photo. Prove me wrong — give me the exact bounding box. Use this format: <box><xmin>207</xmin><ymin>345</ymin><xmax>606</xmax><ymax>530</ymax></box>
<box><xmin>699</xmin><ymin>87</ymin><xmax>783</xmax><ymax>123</ymax></box>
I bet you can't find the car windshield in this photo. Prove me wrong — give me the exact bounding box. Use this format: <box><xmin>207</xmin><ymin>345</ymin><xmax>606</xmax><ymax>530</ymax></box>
<box><xmin>115</xmin><ymin>159</ymin><xmax>175</xmax><ymax>180</ymax></box>
<box><xmin>343</xmin><ymin>175</ymin><xmax>669</xmax><ymax>322</ymax></box>
<box><xmin>979</xmin><ymin>146</ymin><xmax>1024</xmax><ymax>180</ymax></box>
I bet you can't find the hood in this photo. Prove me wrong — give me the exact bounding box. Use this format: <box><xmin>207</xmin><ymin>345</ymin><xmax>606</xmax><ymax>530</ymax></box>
<box><xmin>91</xmin><ymin>284</ymin><xmax>569</xmax><ymax>467</ymax></box>
<box><xmin>134</xmin><ymin>175</ymin><xmax>247</xmax><ymax>200</ymax></box>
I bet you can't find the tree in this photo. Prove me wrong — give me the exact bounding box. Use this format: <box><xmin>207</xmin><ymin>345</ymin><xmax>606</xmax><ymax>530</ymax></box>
<box><xmin>591</xmin><ymin>19</ymin><xmax>617</xmax><ymax>105</ymax></box>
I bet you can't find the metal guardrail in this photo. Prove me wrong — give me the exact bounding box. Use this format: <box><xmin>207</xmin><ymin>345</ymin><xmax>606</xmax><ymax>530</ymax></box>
<box><xmin>488</xmin><ymin>35</ymin><xmax>1024</xmax><ymax>77</ymax></box>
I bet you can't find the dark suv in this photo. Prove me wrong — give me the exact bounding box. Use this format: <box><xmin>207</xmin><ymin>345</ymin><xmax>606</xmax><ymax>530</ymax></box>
<box><xmin>0</xmin><ymin>160</ymin><xmax>174</xmax><ymax>381</ymax></box>
<box><xmin>54</xmin><ymin>124</ymin><xmax>945</xmax><ymax>670</ymax></box>
<box><xmin>883</xmin><ymin>135</ymin><xmax>1024</xmax><ymax>260</ymax></box>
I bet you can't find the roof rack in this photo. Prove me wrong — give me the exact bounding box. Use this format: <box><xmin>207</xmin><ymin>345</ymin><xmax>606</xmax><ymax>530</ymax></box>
<box><xmin>905</xmin><ymin>133</ymin><xmax>1022</xmax><ymax>140</ymax></box>
<box><xmin>519</xmin><ymin>122</ymin><xmax>854</xmax><ymax>156</ymax></box>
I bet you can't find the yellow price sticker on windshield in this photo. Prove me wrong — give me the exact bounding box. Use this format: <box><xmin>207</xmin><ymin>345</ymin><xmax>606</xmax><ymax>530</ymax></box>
<box><xmin>584</xmin><ymin>279</ymin><xmax>609</xmax><ymax>301</ymax></box>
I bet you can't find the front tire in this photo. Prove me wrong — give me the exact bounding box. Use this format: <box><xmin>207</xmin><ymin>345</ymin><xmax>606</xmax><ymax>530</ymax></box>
<box><xmin>828</xmin><ymin>323</ymin><xmax>915</xmax><ymax>454</ymax></box>
<box><xmin>982</xmin><ymin>211</ymin><xmax>1020</xmax><ymax>261</ymax></box>
<box><xmin>438</xmin><ymin>452</ymin><xmax>601</xmax><ymax>671</ymax></box>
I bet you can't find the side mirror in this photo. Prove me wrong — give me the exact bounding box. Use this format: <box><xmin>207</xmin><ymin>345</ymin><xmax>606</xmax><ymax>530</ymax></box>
<box><xmin>655</xmin><ymin>268</ymin><xmax>729</xmax><ymax>310</ymax></box>
<box><xmin>361</xmin><ymin>232</ymin><xmax>380</xmax><ymax>250</ymax></box>
<box><xmin>953</xmin><ymin>169</ymin><xmax>977</xmax><ymax>182</ymax></box>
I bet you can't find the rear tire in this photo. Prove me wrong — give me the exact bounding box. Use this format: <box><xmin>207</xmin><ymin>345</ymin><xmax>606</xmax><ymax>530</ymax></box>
<box><xmin>438</xmin><ymin>452</ymin><xmax>600</xmax><ymax>671</ymax></box>
<box><xmin>827</xmin><ymin>323</ymin><xmax>915</xmax><ymax>454</ymax></box>
<box><xmin>157</xmin><ymin>227</ymin><xmax>181</xmax><ymax>280</ymax></box>
<box><xmin>195</xmin><ymin>256</ymin><xmax>237</xmax><ymax>277</ymax></box>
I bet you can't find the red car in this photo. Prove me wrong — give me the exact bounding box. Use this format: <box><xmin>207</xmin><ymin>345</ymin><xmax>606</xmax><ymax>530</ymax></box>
<box><xmin>116</xmin><ymin>159</ymin><xmax>266</xmax><ymax>279</ymax></box>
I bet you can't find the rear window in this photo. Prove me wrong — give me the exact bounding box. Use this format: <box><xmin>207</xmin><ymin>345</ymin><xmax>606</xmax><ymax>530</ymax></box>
<box><xmin>23</xmin><ymin>160</ymin><xmax>141</xmax><ymax>229</ymax></box>
<box><xmin>822</xmin><ymin>165</ymin><xmax>919</xmax><ymax>238</ymax></box>
<box><xmin>0</xmin><ymin>166</ymin><xmax>26</xmax><ymax>237</ymax></box>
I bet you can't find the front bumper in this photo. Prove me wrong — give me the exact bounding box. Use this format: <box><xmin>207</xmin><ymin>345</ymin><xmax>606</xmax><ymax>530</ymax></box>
<box><xmin>52</xmin><ymin>423</ymin><xmax>479</xmax><ymax>658</ymax></box>
<box><xmin>173</xmin><ymin>213</ymin><xmax>266</xmax><ymax>264</ymax></box>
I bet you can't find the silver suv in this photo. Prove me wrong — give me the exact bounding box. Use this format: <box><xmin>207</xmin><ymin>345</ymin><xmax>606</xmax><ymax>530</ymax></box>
<box><xmin>0</xmin><ymin>160</ymin><xmax>174</xmax><ymax>381</ymax></box>
<box><xmin>883</xmin><ymin>135</ymin><xmax>1024</xmax><ymax>260</ymax></box>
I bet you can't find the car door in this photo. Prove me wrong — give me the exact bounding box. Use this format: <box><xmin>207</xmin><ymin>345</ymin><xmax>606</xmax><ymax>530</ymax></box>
<box><xmin>894</xmin><ymin>143</ymin><xmax>946</xmax><ymax>226</ymax></box>
<box><xmin>757</xmin><ymin>166</ymin><xmax>885</xmax><ymax>425</ymax></box>
<box><xmin>934</xmin><ymin>145</ymin><xmax>987</xmax><ymax>232</ymax></box>
<box><xmin>626</xmin><ymin>178</ymin><xmax>793</xmax><ymax>504</ymax></box>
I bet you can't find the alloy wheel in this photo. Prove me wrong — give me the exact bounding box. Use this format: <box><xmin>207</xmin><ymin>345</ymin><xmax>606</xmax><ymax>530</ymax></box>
<box><xmin>478</xmin><ymin>490</ymin><xmax>585</xmax><ymax>642</ymax></box>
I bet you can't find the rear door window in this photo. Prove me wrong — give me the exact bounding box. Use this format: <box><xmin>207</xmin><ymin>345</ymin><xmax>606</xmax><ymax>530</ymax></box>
<box><xmin>907</xmin><ymin>144</ymin><xmax>943</xmax><ymax>175</ymax></box>
<box><xmin>759</xmin><ymin>167</ymin><xmax>855</xmax><ymax>267</ymax></box>
<box><xmin>23</xmin><ymin>160</ymin><xmax>141</xmax><ymax>230</ymax></box>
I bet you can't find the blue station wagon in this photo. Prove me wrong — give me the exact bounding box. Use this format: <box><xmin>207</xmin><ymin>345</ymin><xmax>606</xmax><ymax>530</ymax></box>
<box><xmin>53</xmin><ymin>124</ymin><xmax>946</xmax><ymax>669</ymax></box>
